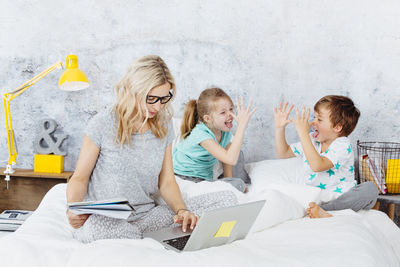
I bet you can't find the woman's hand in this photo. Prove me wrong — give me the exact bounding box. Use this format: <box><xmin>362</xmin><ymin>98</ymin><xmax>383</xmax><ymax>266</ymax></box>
<box><xmin>274</xmin><ymin>101</ymin><xmax>294</xmax><ymax>129</ymax></box>
<box><xmin>173</xmin><ymin>210</ymin><xmax>199</xmax><ymax>232</ymax></box>
<box><xmin>230</xmin><ymin>97</ymin><xmax>256</xmax><ymax>128</ymax></box>
<box><xmin>66</xmin><ymin>209</ymin><xmax>90</xmax><ymax>229</ymax></box>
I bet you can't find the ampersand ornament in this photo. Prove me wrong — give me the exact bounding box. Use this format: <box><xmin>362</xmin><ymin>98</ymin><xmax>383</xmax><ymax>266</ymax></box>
<box><xmin>34</xmin><ymin>119</ymin><xmax>68</xmax><ymax>155</ymax></box>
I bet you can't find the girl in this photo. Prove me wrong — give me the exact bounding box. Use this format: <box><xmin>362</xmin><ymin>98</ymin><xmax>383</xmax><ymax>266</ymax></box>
<box><xmin>173</xmin><ymin>88</ymin><xmax>256</xmax><ymax>192</ymax></box>
<box><xmin>66</xmin><ymin>56</ymin><xmax>237</xmax><ymax>243</ymax></box>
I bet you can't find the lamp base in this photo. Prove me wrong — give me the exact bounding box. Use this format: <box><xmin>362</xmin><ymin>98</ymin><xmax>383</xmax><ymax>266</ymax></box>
<box><xmin>34</xmin><ymin>154</ymin><xmax>64</xmax><ymax>173</ymax></box>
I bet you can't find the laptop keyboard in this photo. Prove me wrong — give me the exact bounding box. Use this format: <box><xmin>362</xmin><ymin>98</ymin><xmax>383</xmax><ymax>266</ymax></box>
<box><xmin>163</xmin><ymin>235</ymin><xmax>191</xmax><ymax>251</ymax></box>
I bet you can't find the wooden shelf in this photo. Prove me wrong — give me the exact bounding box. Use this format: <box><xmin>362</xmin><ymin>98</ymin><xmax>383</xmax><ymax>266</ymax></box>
<box><xmin>0</xmin><ymin>168</ymin><xmax>74</xmax><ymax>212</ymax></box>
<box><xmin>0</xmin><ymin>168</ymin><xmax>73</xmax><ymax>180</ymax></box>
<box><xmin>376</xmin><ymin>195</ymin><xmax>400</xmax><ymax>221</ymax></box>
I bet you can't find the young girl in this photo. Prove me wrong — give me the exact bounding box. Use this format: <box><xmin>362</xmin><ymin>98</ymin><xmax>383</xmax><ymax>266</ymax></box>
<box><xmin>67</xmin><ymin>57</ymin><xmax>238</xmax><ymax>243</ymax></box>
<box><xmin>173</xmin><ymin>88</ymin><xmax>256</xmax><ymax>192</ymax></box>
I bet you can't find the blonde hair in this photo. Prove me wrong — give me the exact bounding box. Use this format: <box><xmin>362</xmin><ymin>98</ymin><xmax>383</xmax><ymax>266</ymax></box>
<box><xmin>180</xmin><ymin>88</ymin><xmax>232</xmax><ymax>139</ymax></box>
<box><xmin>113</xmin><ymin>55</ymin><xmax>176</xmax><ymax>146</ymax></box>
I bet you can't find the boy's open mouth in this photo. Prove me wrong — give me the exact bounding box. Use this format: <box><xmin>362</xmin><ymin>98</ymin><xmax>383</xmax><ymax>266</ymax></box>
<box><xmin>225</xmin><ymin>120</ymin><xmax>233</xmax><ymax>129</ymax></box>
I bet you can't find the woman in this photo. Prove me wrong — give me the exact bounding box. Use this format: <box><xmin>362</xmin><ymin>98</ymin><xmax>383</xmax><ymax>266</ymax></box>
<box><xmin>66</xmin><ymin>55</ymin><xmax>237</xmax><ymax>243</ymax></box>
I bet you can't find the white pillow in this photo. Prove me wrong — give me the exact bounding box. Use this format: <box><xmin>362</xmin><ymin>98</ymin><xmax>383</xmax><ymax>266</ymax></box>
<box><xmin>247</xmin><ymin>188</ymin><xmax>305</xmax><ymax>233</ymax></box>
<box><xmin>256</xmin><ymin>183</ymin><xmax>322</xmax><ymax>209</ymax></box>
<box><xmin>245</xmin><ymin>157</ymin><xmax>306</xmax><ymax>186</ymax></box>
<box><xmin>245</xmin><ymin>158</ymin><xmax>322</xmax><ymax>209</ymax></box>
<box><xmin>175</xmin><ymin>176</ymin><xmax>304</xmax><ymax>232</ymax></box>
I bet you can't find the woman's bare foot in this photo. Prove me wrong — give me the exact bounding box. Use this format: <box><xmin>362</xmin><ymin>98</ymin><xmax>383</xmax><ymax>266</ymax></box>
<box><xmin>308</xmin><ymin>202</ymin><xmax>333</xmax><ymax>219</ymax></box>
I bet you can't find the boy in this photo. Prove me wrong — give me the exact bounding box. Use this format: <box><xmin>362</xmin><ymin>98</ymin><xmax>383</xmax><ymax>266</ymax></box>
<box><xmin>274</xmin><ymin>95</ymin><xmax>378</xmax><ymax>218</ymax></box>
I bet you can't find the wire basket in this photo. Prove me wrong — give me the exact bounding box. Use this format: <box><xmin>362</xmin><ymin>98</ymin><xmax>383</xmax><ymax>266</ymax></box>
<box><xmin>357</xmin><ymin>141</ymin><xmax>400</xmax><ymax>194</ymax></box>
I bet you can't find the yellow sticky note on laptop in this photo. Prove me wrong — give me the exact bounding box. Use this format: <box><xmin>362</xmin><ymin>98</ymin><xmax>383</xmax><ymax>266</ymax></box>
<box><xmin>214</xmin><ymin>221</ymin><xmax>237</xmax><ymax>238</ymax></box>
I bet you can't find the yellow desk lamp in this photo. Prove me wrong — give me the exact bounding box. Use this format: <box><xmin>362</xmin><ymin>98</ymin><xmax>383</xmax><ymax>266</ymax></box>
<box><xmin>3</xmin><ymin>55</ymin><xmax>89</xmax><ymax>188</ymax></box>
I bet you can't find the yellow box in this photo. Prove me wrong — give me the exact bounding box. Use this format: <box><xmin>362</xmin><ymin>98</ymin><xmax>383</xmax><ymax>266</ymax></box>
<box><xmin>34</xmin><ymin>154</ymin><xmax>64</xmax><ymax>173</ymax></box>
<box><xmin>386</xmin><ymin>159</ymin><xmax>400</xmax><ymax>193</ymax></box>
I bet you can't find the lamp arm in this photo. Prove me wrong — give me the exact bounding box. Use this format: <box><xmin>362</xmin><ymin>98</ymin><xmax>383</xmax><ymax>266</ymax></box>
<box><xmin>3</xmin><ymin>96</ymin><xmax>17</xmax><ymax>166</ymax></box>
<box><xmin>2</xmin><ymin>61</ymin><xmax>63</xmax><ymax>181</ymax></box>
<box><xmin>7</xmin><ymin>61</ymin><xmax>63</xmax><ymax>100</ymax></box>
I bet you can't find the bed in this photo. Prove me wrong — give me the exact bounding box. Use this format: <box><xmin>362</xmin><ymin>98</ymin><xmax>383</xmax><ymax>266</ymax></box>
<box><xmin>0</xmin><ymin>157</ymin><xmax>399</xmax><ymax>267</ymax></box>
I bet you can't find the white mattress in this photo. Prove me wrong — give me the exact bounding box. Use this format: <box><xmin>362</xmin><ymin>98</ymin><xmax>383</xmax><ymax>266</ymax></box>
<box><xmin>0</xmin><ymin>181</ymin><xmax>399</xmax><ymax>267</ymax></box>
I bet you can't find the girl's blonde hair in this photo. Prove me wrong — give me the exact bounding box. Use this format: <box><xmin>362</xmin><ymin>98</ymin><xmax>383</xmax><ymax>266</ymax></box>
<box><xmin>180</xmin><ymin>87</ymin><xmax>232</xmax><ymax>139</ymax></box>
<box><xmin>113</xmin><ymin>55</ymin><xmax>176</xmax><ymax>145</ymax></box>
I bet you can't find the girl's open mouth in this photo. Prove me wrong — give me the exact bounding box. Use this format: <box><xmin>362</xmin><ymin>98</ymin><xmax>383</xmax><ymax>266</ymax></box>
<box><xmin>225</xmin><ymin>121</ymin><xmax>233</xmax><ymax>129</ymax></box>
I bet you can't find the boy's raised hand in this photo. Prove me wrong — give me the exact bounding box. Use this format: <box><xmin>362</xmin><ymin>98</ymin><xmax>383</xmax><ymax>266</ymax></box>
<box><xmin>230</xmin><ymin>97</ymin><xmax>257</xmax><ymax>128</ymax></box>
<box><xmin>274</xmin><ymin>102</ymin><xmax>294</xmax><ymax>129</ymax></box>
<box><xmin>292</xmin><ymin>106</ymin><xmax>312</xmax><ymax>136</ymax></box>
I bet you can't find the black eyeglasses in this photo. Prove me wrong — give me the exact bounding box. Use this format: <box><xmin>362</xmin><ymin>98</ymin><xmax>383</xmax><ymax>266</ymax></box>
<box><xmin>146</xmin><ymin>91</ymin><xmax>173</xmax><ymax>104</ymax></box>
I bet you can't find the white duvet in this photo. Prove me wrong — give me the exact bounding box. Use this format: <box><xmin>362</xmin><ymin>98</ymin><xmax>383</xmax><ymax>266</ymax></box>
<box><xmin>1</xmin><ymin>158</ymin><xmax>399</xmax><ymax>267</ymax></box>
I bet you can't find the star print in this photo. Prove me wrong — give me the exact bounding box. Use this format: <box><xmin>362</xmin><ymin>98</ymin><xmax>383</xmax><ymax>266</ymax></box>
<box><xmin>317</xmin><ymin>183</ymin><xmax>327</xmax><ymax>190</ymax></box>
<box><xmin>324</xmin><ymin>148</ymin><xmax>330</xmax><ymax>154</ymax></box>
<box><xmin>333</xmin><ymin>187</ymin><xmax>343</xmax><ymax>193</ymax></box>
<box><xmin>335</xmin><ymin>162</ymin><xmax>341</xmax><ymax>170</ymax></box>
<box><xmin>304</xmin><ymin>160</ymin><xmax>309</xmax><ymax>165</ymax></box>
<box><xmin>340</xmin><ymin>177</ymin><xmax>346</xmax><ymax>182</ymax></box>
<box><xmin>326</xmin><ymin>169</ymin><xmax>335</xmax><ymax>176</ymax></box>
<box><xmin>347</xmin><ymin>145</ymin><xmax>352</xmax><ymax>154</ymax></box>
<box><xmin>349</xmin><ymin>165</ymin><xmax>354</xmax><ymax>173</ymax></box>
<box><xmin>309</xmin><ymin>173</ymin><xmax>316</xmax><ymax>181</ymax></box>
<box><xmin>294</xmin><ymin>147</ymin><xmax>300</xmax><ymax>155</ymax></box>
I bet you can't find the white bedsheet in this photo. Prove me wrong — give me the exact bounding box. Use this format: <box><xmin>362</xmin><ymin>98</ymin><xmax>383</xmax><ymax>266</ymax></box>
<box><xmin>0</xmin><ymin>182</ymin><xmax>399</xmax><ymax>267</ymax></box>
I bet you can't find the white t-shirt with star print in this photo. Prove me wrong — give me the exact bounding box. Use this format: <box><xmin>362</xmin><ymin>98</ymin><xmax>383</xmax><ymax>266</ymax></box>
<box><xmin>290</xmin><ymin>134</ymin><xmax>357</xmax><ymax>195</ymax></box>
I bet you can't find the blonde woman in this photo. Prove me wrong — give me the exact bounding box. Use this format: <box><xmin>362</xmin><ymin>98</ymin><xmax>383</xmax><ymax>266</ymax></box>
<box><xmin>66</xmin><ymin>56</ymin><xmax>237</xmax><ymax>242</ymax></box>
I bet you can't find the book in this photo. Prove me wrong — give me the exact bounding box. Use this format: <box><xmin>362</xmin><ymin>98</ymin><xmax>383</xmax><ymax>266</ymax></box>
<box><xmin>0</xmin><ymin>210</ymin><xmax>33</xmax><ymax>232</ymax></box>
<box><xmin>386</xmin><ymin>159</ymin><xmax>400</xmax><ymax>193</ymax></box>
<box><xmin>366</xmin><ymin>156</ymin><xmax>387</xmax><ymax>194</ymax></box>
<box><xmin>361</xmin><ymin>155</ymin><xmax>382</xmax><ymax>194</ymax></box>
<box><xmin>68</xmin><ymin>198</ymin><xmax>135</xmax><ymax>220</ymax></box>
<box><xmin>0</xmin><ymin>210</ymin><xmax>33</xmax><ymax>221</ymax></box>
<box><xmin>0</xmin><ymin>223</ymin><xmax>20</xmax><ymax>232</ymax></box>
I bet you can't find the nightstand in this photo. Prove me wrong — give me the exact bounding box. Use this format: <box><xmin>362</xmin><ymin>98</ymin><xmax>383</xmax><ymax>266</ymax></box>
<box><xmin>0</xmin><ymin>168</ymin><xmax>73</xmax><ymax>212</ymax></box>
<box><xmin>375</xmin><ymin>195</ymin><xmax>400</xmax><ymax>221</ymax></box>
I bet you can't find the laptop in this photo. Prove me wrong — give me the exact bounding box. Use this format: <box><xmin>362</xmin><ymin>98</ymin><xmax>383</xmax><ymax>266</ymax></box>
<box><xmin>143</xmin><ymin>200</ymin><xmax>265</xmax><ymax>252</ymax></box>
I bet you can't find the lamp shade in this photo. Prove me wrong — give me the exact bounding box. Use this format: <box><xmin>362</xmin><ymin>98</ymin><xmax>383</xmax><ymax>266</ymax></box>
<box><xmin>58</xmin><ymin>55</ymin><xmax>90</xmax><ymax>91</ymax></box>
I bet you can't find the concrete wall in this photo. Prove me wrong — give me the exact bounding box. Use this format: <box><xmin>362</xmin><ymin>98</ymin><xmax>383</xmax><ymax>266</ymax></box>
<box><xmin>1</xmin><ymin>0</ymin><xmax>400</xmax><ymax>171</ymax></box>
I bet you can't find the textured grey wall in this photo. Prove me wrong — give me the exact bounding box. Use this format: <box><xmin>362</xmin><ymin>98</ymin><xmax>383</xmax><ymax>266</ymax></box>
<box><xmin>1</xmin><ymin>0</ymin><xmax>400</xmax><ymax>172</ymax></box>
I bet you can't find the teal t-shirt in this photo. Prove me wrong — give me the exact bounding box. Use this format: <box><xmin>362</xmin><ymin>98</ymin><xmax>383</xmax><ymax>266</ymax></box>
<box><xmin>173</xmin><ymin>123</ymin><xmax>232</xmax><ymax>180</ymax></box>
